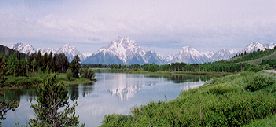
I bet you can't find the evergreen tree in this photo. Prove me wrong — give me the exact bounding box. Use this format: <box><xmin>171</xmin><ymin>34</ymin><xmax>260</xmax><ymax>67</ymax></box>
<box><xmin>55</xmin><ymin>53</ymin><xmax>69</xmax><ymax>73</ymax></box>
<box><xmin>6</xmin><ymin>54</ymin><xmax>18</xmax><ymax>76</ymax></box>
<box><xmin>70</xmin><ymin>56</ymin><xmax>80</xmax><ymax>78</ymax></box>
<box><xmin>29</xmin><ymin>76</ymin><xmax>81</xmax><ymax>127</ymax></box>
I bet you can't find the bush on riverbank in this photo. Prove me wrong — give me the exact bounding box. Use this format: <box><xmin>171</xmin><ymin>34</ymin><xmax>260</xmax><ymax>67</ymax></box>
<box><xmin>101</xmin><ymin>71</ymin><xmax>276</xmax><ymax>127</ymax></box>
<box><xmin>80</xmin><ymin>68</ymin><xmax>96</xmax><ymax>81</ymax></box>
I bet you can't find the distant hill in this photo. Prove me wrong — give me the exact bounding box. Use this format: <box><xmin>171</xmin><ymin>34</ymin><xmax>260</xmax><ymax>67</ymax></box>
<box><xmin>229</xmin><ymin>48</ymin><xmax>276</xmax><ymax>67</ymax></box>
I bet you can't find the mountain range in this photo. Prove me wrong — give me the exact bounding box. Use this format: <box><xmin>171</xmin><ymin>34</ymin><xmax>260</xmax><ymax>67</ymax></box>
<box><xmin>12</xmin><ymin>43</ymin><xmax>84</xmax><ymax>61</ymax></box>
<box><xmin>9</xmin><ymin>37</ymin><xmax>276</xmax><ymax>64</ymax></box>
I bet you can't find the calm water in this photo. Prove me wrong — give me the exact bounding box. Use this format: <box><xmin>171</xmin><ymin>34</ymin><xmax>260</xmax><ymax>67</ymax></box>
<box><xmin>0</xmin><ymin>73</ymin><xmax>211</xmax><ymax>127</ymax></box>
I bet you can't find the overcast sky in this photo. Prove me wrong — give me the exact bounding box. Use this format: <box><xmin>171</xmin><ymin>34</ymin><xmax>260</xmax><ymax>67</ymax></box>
<box><xmin>0</xmin><ymin>0</ymin><xmax>276</xmax><ymax>54</ymax></box>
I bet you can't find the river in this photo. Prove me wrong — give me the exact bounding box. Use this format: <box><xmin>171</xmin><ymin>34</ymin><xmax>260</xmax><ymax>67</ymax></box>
<box><xmin>0</xmin><ymin>73</ymin><xmax>211</xmax><ymax>127</ymax></box>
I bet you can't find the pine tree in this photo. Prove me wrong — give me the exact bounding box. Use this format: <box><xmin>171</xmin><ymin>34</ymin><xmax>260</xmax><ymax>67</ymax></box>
<box><xmin>29</xmin><ymin>76</ymin><xmax>81</xmax><ymax>127</ymax></box>
<box><xmin>70</xmin><ymin>56</ymin><xmax>80</xmax><ymax>78</ymax></box>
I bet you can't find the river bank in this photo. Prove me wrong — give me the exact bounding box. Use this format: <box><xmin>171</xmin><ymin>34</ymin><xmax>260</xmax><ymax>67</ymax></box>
<box><xmin>101</xmin><ymin>71</ymin><xmax>276</xmax><ymax>127</ymax></box>
<box><xmin>1</xmin><ymin>72</ymin><xmax>93</xmax><ymax>89</ymax></box>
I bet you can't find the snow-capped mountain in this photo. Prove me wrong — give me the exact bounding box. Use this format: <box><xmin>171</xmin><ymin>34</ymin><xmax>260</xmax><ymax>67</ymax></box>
<box><xmin>242</xmin><ymin>42</ymin><xmax>276</xmax><ymax>53</ymax></box>
<box><xmin>9</xmin><ymin>40</ymin><xmax>276</xmax><ymax>64</ymax></box>
<box><xmin>243</xmin><ymin>42</ymin><xmax>266</xmax><ymax>53</ymax></box>
<box><xmin>56</xmin><ymin>44</ymin><xmax>84</xmax><ymax>61</ymax></box>
<box><xmin>171</xmin><ymin>46</ymin><xmax>210</xmax><ymax>64</ymax></box>
<box><xmin>12</xmin><ymin>43</ymin><xmax>36</xmax><ymax>54</ymax></box>
<box><xmin>210</xmin><ymin>49</ymin><xmax>237</xmax><ymax>61</ymax></box>
<box><xmin>12</xmin><ymin>43</ymin><xmax>84</xmax><ymax>61</ymax></box>
<box><xmin>169</xmin><ymin>42</ymin><xmax>275</xmax><ymax>64</ymax></box>
<box><xmin>83</xmin><ymin>37</ymin><xmax>165</xmax><ymax>64</ymax></box>
<box><xmin>67</xmin><ymin>40</ymin><xmax>276</xmax><ymax>64</ymax></box>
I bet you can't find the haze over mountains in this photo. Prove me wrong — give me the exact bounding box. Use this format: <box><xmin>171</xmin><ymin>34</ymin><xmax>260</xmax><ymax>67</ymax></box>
<box><xmin>9</xmin><ymin>37</ymin><xmax>276</xmax><ymax>64</ymax></box>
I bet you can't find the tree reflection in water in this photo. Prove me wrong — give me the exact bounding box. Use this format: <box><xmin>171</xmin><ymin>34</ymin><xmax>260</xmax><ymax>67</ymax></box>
<box><xmin>29</xmin><ymin>76</ymin><xmax>84</xmax><ymax>127</ymax></box>
<box><xmin>0</xmin><ymin>91</ymin><xmax>20</xmax><ymax>126</ymax></box>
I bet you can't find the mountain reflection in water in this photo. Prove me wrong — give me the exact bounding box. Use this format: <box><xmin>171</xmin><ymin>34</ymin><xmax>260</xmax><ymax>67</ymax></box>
<box><xmin>1</xmin><ymin>73</ymin><xmax>211</xmax><ymax>127</ymax></box>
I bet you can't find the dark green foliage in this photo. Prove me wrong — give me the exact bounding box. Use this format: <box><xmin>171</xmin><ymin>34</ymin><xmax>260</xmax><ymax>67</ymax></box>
<box><xmin>101</xmin><ymin>72</ymin><xmax>276</xmax><ymax>127</ymax></box>
<box><xmin>6</xmin><ymin>54</ymin><xmax>18</xmax><ymax>76</ymax></box>
<box><xmin>0</xmin><ymin>45</ymin><xmax>74</xmax><ymax>87</ymax></box>
<box><xmin>262</xmin><ymin>60</ymin><xmax>276</xmax><ymax>68</ymax></box>
<box><xmin>245</xmin><ymin>75</ymin><xmax>274</xmax><ymax>92</ymax></box>
<box><xmin>70</xmin><ymin>56</ymin><xmax>81</xmax><ymax>78</ymax></box>
<box><xmin>29</xmin><ymin>51</ymin><xmax>69</xmax><ymax>73</ymax></box>
<box><xmin>0</xmin><ymin>55</ymin><xmax>5</xmax><ymax>83</ymax></box>
<box><xmin>84</xmin><ymin>62</ymin><xmax>262</xmax><ymax>73</ymax></box>
<box><xmin>29</xmin><ymin>76</ymin><xmax>81</xmax><ymax>127</ymax></box>
<box><xmin>143</xmin><ymin>64</ymin><xmax>159</xmax><ymax>72</ymax></box>
<box><xmin>80</xmin><ymin>68</ymin><xmax>96</xmax><ymax>81</ymax></box>
<box><xmin>102</xmin><ymin>115</ymin><xmax>133</xmax><ymax>127</ymax></box>
<box><xmin>207</xmin><ymin>87</ymin><xmax>236</xmax><ymax>95</ymax></box>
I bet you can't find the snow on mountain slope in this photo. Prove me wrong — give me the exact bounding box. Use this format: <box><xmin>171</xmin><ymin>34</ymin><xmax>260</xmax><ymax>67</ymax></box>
<box><xmin>56</xmin><ymin>44</ymin><xmax>84</xmax><ymax>61</ymax></box>
<box><xmin>211</xmin><ymin>49</ymin><xmax>237</xmax><ymax>61</ymax></box>
<box><xmin>83</xmin><ymin>37</ymin><xmax>164</xmax><ymax>64</ymax></box>
<box><xmin>12</xmin><ymin>43</ymin><xmax>36</xmax><ymax>54</ymax></box>
<box><xmin>243</xmin><ymin>42</ymin><xmax>266</xmax><ymax>53</ymax></box>
<box><xmin>172</xmin><ymin>46</ymin><xmax>210</xmax><ymax>64</ymax></box>
<box><xmin>98</xmin><ymin>37</ymin><xmax>145</xmax><ymax>63</ymax></box>
<box><xmin>12</xmin><ymin>43</ymin><xmax>84</xmax><ymax>61</ymax></box>
<box><xmin>10</xmin><ymin>40</ymin><xmax>276</xmax><ymax>64</ymax></box>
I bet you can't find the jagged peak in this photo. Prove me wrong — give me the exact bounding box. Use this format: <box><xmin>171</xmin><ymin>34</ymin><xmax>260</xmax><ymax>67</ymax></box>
<box><xmin>12</xmin><ymin>42</ymin><xmax>35</xmax><ymax>54</ymax></box>
<box><xmin>178</xmin><ymin>46</ymin><xmax>202</xmax><ymax>56</ymax></box>
<box><xmin>108</xmin><ymin>36</ymin><xmax>138</xmax><ymax>49</ymax></box>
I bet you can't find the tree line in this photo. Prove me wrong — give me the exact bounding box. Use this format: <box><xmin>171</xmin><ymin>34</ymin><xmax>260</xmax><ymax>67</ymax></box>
<box><xmin>0</xmin><ymin>45</ymin><xmax>84</xmax><ymax>84</ymax></box>
<box><xmin>0</xmin><ymin>51</ymin><xmax>70</xmax><ymax>77</ymax></box>
<box><xmin>83</xmin><ymin>62</ymin><xmax>263</xmax><ymax>73</ymax></box>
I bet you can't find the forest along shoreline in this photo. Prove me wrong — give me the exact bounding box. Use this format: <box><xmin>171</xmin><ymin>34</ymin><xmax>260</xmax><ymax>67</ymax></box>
<box><xmin>0</xmin><ymin>45</ymin><xmax>96</xmax><ymax>89</ymax></box>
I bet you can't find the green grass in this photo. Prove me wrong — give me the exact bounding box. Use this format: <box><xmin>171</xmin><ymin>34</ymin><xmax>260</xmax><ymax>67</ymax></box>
<box><xmin>101</xmin><ymin>71</ymin><xmax>276</xmax><ymax>127</ymax></box>
<box><xmin>244</xmin><ymin>114</ymin><xmax>276</xmax><ymax>127</ymax></box>
<box><xmin>56</xmin><ymin>73</ymin><xmax>92</xmax><ymax>85</ymax></box>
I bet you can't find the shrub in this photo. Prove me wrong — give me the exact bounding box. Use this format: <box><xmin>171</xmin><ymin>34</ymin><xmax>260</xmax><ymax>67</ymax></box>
<box><xmin>245</xmin><ymin>75</ymin><xmax>274</xmax><ymax>92</ymax></box>
<box><xmin>80</xmin><ymin>68</ymin><xmax>96</xmax><ymax>81</ymax></box>
<box><xmin>102</xmin><ymin>115</ymin><xmax>133</xmax><ymax>127</ymax></box>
